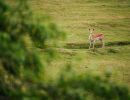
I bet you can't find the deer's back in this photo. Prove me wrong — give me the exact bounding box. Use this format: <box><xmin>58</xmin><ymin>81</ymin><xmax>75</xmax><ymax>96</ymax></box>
<box><xmin>92</xmin><ymin>33</ymin><xmax>104</xmax><ymax>40</ymax></box>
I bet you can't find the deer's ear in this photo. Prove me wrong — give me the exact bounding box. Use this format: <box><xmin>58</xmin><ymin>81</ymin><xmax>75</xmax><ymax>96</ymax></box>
<box><xmin>93</xmin><ymin>28</ymin><xmax>95</xmax><ymax>31</ymax></box>
<box><xmin>89</xmin><ymin>28</ymin><xmax>90</xmax><ymax>31</ymax></box>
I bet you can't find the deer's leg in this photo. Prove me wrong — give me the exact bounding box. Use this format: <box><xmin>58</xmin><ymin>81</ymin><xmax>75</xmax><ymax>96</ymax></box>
<box><xmin>100</xmin><ymin>39</ymin><xmax>104</xmax><ymax>48</ymax></box>
<box><xmin>102</xmin><ymin>40</ymin><xmax>105</xmax><ymax>48</ymax></box>
<box><xmin>92</xmin><ymin>41</ymin><xmax>95</xmax><ymax>49</ymax></box>
<box><xmin>101</xmin><ymin>39</ymin><xmax>105</xmax><ymax>48</ymax></box>
<box><xmin>89</xmin><ymin>41</ymin><xmax>92</xmax><ymax>49</ymax></box>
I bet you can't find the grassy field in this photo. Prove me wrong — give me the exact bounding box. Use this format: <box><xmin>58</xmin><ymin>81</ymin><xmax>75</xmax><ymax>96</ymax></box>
<box><xmin>30</xmin><ymin>0</ymin><xmax>130</xmax><ymax>88</ymax></box>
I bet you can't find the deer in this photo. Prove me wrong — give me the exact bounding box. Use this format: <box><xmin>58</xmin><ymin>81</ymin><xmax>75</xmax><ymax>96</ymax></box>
<box><xmin>88</xmin><ymin>28</ymin><xmax>105</xmax><ymax>49</ymax></box>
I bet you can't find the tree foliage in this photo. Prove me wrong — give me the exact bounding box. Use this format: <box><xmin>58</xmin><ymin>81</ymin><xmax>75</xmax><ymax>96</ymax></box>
<box><xmin>0</xmin><ymin>0</ymin><xmax>130</xmax><ymax>100</ymax></box>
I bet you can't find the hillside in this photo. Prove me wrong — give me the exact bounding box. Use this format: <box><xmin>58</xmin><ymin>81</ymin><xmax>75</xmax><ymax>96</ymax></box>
<box><xmin>29</xmin><ymin>0</ymin><xmax>130</xmax><ymax>88</ymax></box>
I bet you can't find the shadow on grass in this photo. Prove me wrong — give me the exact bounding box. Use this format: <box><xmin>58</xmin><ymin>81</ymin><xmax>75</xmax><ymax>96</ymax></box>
<box><xmin>65</xmin><ymin>41</ymin><xmax>130</xmax><ymax>49</ymax></box>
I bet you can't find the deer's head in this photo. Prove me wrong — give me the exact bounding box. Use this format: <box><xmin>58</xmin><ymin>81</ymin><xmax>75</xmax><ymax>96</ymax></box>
<box><xmin>89</xmin><ymin>28</ymin><xmax>95</xmax><ymax>34</ymax></box>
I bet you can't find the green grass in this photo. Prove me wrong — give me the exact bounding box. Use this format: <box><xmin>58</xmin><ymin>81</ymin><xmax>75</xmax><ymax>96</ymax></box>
<box><xmin>29</xmin><ymin>0</ymin><xmax>130</xmax><ymax>88</ymax></box>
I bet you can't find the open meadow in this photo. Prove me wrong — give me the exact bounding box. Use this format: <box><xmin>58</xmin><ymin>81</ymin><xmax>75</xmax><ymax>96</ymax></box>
<box><xmin>29</xmin><ymin>0</ymin><xmax>130</xmax><ymax>88</ymax></box>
